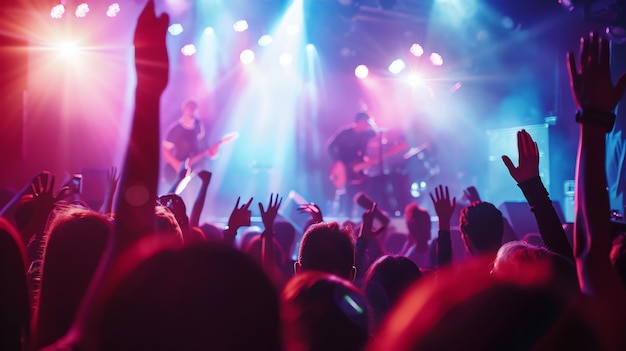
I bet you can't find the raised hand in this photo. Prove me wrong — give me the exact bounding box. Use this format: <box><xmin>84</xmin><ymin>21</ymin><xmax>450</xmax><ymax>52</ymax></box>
<box><xmin>297</xmin><ymin>203</ymin><xmax>323</xmax><ymax>224</ymax></box>
<box><xmin>359</xmin><ymin>202</ymin><xmax>386</xmax><ymax>241</ymax></box>
<box><xmin>429</xmin><ymin>185</ymin><xmax>456</xmax><ymax>231</ymax></box>
<box><xmin>133</xmin><ymin>0</ymin><xmax>169</xmax><ymax>94</ymax></box>
<box><xmin>227</xmin><ymin>197</ymin><xmax>253</xmax><ymax>231</ymax></box>
<box><xmin>502</xmin><ymin>129</ymin><xmax>539</xmax><ymax>184</ymax></box>
<box><xmin>259</xmin><ymin>193</ymin><xmax>283</xmax><ymax>232</ymax></box>
<box><xmin>462</xmin><ymin>186</ymin><xmax>481</xmax><ymax>203</ymax></box>
<box><xmin>567</xmin><ymin>31</ymin><xmax>626</xmax><ymax>113</ymax></box>
<box><xmin>29</xmin><ymin>172</ymin><xmax>69</xmax><ymax>234</ymax></box>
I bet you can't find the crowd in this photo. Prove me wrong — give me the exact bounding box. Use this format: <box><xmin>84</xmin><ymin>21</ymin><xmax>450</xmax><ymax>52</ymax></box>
<box><xmin>1</xmin><ymin>1</ymin><xmax>625</xmax><ymax>350</ymax></box>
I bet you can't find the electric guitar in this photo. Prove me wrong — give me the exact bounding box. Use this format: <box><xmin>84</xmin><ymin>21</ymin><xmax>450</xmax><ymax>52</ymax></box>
<box><xmin>329</xmin><ymin>142</ymin><xmax>409</xmax><ymax>189</ymax></box>
<box><xmin>164</xmin><ymin>132</ymin><xmax>239</xmax><ymax>182</ymax></box>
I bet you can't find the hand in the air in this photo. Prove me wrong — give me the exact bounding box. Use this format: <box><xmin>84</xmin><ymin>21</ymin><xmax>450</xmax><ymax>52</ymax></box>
<box><xmin>359</xmin><ymin>202</ymin><xmax>386</xmax><ymax>240</ymax></box>
<box><xmin>567</xmin><ymin>31</ymin><xmax>626</xmax><ymax>113</ymax></box>
<box><xmin>430</xmin><ymin>185</ymin><xmax>455</xmax><ymax>231</ymax></box>
<box><xmin>134</xmin><ymin>0</ymin><xmax>169</xmax><ymax>94</ymax></box>
<box><xmin>227</xmin><ymin>196</ymin><xmax>253</xmax><ymax>231</ymax></box>
<box><xmin>502</xmin><ymin>129</ymin><xmax>539</xmax><ymax>184</ymax></box>
<box><xmin>298</xmin><ymin>203</ymin><xmax>323</xmax><ymax>224</ymax></box>
<box><xmin>259</xmin><ymin>193</ymin><xmax>283</xmax><ymax>232</ymax></box>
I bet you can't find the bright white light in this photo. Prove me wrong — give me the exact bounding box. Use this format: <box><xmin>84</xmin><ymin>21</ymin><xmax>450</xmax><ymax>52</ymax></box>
<box><xmin>50</xmin><ymin>4</ymin><xmax>65</xmax><ymax>19</ymax></box>
<box><xmin>75</xmin><ymin>3</ymin><xmax>89</xmax><ymax>18</ymax></box>
<box><xmin>203</xmin><ymin>27</ymin><xmax>214</xmax><ymax>35</ymax></box>
<box><xmin>233</xmin><ymin>20</ymin><xmax>249</xmax><ymax>33</ymax></box>
<box><xmin>279</xmin><ymin>53</ymin><xmax>293</xmax><ymax>66</ymax></box>
<box><xmin>306</xmin><ymin>44</ymin><xmax>315</xmax><ymax>52</ymax></box>
<box><xmin>430</xmin><ymin>52</ymin><xmax>443</xmax><ymax>66</ymax></box>
<box><xmin>258</xmin><ymin>35</ymin><xmax>272</xmax><ymax>46</ymax></box>
<box><xmin>355</xmin><ymin>65</ymin><xmax>369</xmax><ymax>79</ymax></box>
<box><xmin>240</xmin><ymin>49</ymin><xmax>255</xmax><ymax>64</ymax></box>
<box><xmin>106</xmin><ymin>3</ymin><xmax>120</xmax><ymax>18</ymax></box>
<box><xmin>168</xmin><ymin>24</ymin><xmax>184</xmax><ymax>36</ymax></box>
<box><xmin>181</xmin><ymin>44</ymin><xmax>197</xmax><ymax>56</ymax></box>
<box><xmin>409</xmin><ymin>43</ymin><xmax>424</xmax><ymax>57</ymax></box>
<box><xmin>407</xmin><ymin>73</ymin><xmax>422</xmax><ymax>87</ymax></box>
<box><xmin>388</xmin><ymin>59</ymin><xmax>406</xmax><ymax>74</ymax></box>
<box><xmin>56</xmin><ymin>42</ymin><xmax>79</xmax><ymax>59</ymax></box>
<box><xmin>286</xmin><ymin>25</ymin><xmax>300</xmax><ymax>36</ymax></box>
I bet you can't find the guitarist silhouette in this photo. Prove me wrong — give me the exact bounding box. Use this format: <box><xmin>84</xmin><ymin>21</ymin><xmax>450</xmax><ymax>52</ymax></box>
<box><xmin>327</xmin><ymin>112</ymin><xmax>377</xmax><ymax>216</ymax></box>
<box><xmin>162</xmin><ymin>100</ymin><xmax>237</xmax><ymax>183</ymax></box>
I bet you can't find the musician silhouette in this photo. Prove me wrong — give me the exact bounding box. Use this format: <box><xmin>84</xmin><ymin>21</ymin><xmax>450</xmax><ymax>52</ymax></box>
<box><xmin>162</xmin><ymin>100</ymin><xmax>217</xmax><ymax>183</ymax></box>
<box><xmin>327</xmin><ymin>112</ymin><xmax>377</xmax><ymax>217</ymax></box>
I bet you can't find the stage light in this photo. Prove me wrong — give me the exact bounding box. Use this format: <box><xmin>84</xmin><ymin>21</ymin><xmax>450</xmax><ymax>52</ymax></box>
<box><xmin>50</xmin><ymin>4</ymin><xmax>65</xmax><ymax>19</ymax></box>
<box><xmin>306</xmin><ymin>44</ymin><xmax>315</xmax><ymax>52</ymax></box>
<box><xmin>56</xmin><ymin>41</ymin><xmax>79</xmax><ymax>59</ymax></box>
<box><xmin>257</xmin><ymin>34</ymin><xmax>272</xmax><ymax>46</ymax></box>
<box><xmin>168</xmin><ymin>24</ymin><xmax>184</xmax><ymax>36</ymax></box>
<box><xmin>407</xmin><ymin>73</ymin><xmax>422</xmax><ymax>87</ymax></box>
<box><xmin>388</xmin><ymin>59</ymin><xmax>406</xmax><ymax>74</ymax></box>
<box><xmin>409</xmin><ymin>43</ymin><xmax>424</xmax><ymax>57</ymax></box>
<box><xmin>181</xmin><ymin>44</ymin><xmax>196</xmax><ymax>56</ymax></box>
<box><xmin>204</xmin><ymin>27</ymin><xmax>214</xmax><ymax>35</ymax></box>
<box><xmin>240</xmin><ymin>49</ymin><xmax>255</xmax><ymax>64</ymax></box>
<box><xmin>233</xmin><ymin>20</ymin><xmax>249</xmax><ymax>33</ymax></box>
<box><xmin>279</xmin><ymin>53</ymin><xmax>293</xmax><ymax>66</ymax></box>
<box><xmin>355</xmin><ymin>65</ymin><xmax>369</xmax><ymax>79</ymax></box>
<box><xmin>286</xmin><ymin>24</ymin><xmax>300</xmax><ymax>36</ymax></box>
<box><xmin>430</xmin><ymin>52</ymin><xmax>443</xmax><ymax>66</ymax></box>
<box><xmin>106</xmin><ymin>3</ymin><xmax>120</xmax><ymax>18</ymax></box>
<box><xmin>75</xmin><ymin>3</ymin><xmax>89</xmax><ymax>18</ymax></box>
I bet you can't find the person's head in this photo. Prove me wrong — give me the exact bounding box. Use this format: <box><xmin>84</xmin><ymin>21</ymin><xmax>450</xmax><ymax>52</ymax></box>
<box><xmin>282</xmin><ymin>271</ymin><xmax>369</xmax><ymax>351</ymax></box>
<box><xmin>35</xmin><ymin>207</ymin><xmax>111</xmax><ymax>349</ymax></box>
<box><xmin>0</xmin><ymin>217</ymin><xmax>30</xmax><ymax>351</ymax></box>
<box><xmin>153</xmin><ymin>205</ymin><xmax>184</xmax><ymax>243</ymax></box>
<box><xmin>362</xmin><ymin>255</ymin><xmax>421</xmax><ymax>330</ymax></box>
<box><xmin>492</xmin><ymin>241</ymin><xmax>578</xmax><ymax>296</ymax></box>
<box><xmin>405</xmin><ymin>202</ymin><xmax>431</xmax><ymax>248</ymax></box>
<box><xmin>181</xmin><ymin>99</ymin><xmax>197</xmax><ymax>117</ymax></box>
<box><xmin>199</xmin><ymin>222</ymin><xmax>223</xmax><ymax>242</ymax></box>
<box><xmin>296</xmin><ymin>222</ymin><xmax>356</xmax><ymax>280</ymax></box>
<box><xmin>83</xmin><ymin>239</ymin><xmax>281</xmax><ymax>351</ymax></box>
<box><xmin>354</xmin><ymin>112</ymin><xmax>373</xmax><ymax>133</ymax></box>
<box><xmin>459</xmin><ymin>201</ymin><xmax>503</xmax><ymax>256</ymax></box>
<box><xmin>368</xmin><ymin>256</ymin><xmax>599</xmax><ymax>351</ymax></box>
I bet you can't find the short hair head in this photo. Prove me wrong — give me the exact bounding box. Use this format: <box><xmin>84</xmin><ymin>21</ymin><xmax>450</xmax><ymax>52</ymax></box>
<box><xmin>354</xmin><ymin>112</ymin><xmax>370</xmax><ymax>123</ymax></box>
<box><xmin>459</xmin><ymin>201</ymin><xmax>503</xmax><ymax>255</ymax></box>
<box><xmin>297</xmin><ymin>222</ymin><xmax>355</xmax><ymax>280</ymax></box>
<box><xmin>363</xmin><ymin>255</ymin><xmax>422</xmax><ymax>330</ymax></box>
<box><xmin>405</xmin><ymin>202</ymin><xmax>431</xmax><ymax>244</ymax></box>
<box><xmin>281</xmin><ymin>271</ymin><xmax>369</xmax><ymax>351</ymax></box>
<box><xmin>181</xmin><ymin>99</ymin><xmax>197</xmax><ymax>112</ymax></box>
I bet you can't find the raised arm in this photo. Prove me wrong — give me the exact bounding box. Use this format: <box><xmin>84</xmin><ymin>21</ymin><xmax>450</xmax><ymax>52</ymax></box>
<box><xmin>189</xmin><ymin>170</ymin><xmax>212</xmax><ymax>228</ymax></box>
<box><xmin>568</xmin><ymin>32</ymin><xmax>626</xmax><ymax>296</ymax></box>
<box><xmin>502</xmin><ymin>130</ymin><xmax>573</xmax><ymax>260</ymax></box>
<box><xmin>223</xmin><ymin>197</ymin><xmax>253</xmax><ymax>246</ymax></box>
<box><xmin>112</xmin><ymin>0</ymin><xmax>169</xmax><ymax>253</ymax></box>
<box><xmin>99</xmin><ymin>167</ymin><xmax>119</xmax><ymax>215</ymax></box>
<box><xmin>430</xmin><ymin>185</ymin><xmax>455</xmax><ymax>267</ymax></box>
<box><xmin>259</xmin><ymin>193</ymin><xmax>282</xmax><ymax>272</ymax></box>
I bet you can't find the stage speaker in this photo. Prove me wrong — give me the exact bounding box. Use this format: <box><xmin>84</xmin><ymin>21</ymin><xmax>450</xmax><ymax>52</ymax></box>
<box><xmin>498</xmin><ymin>201</ymin><xmax>565</xmax><ymax>238</ymax></box>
